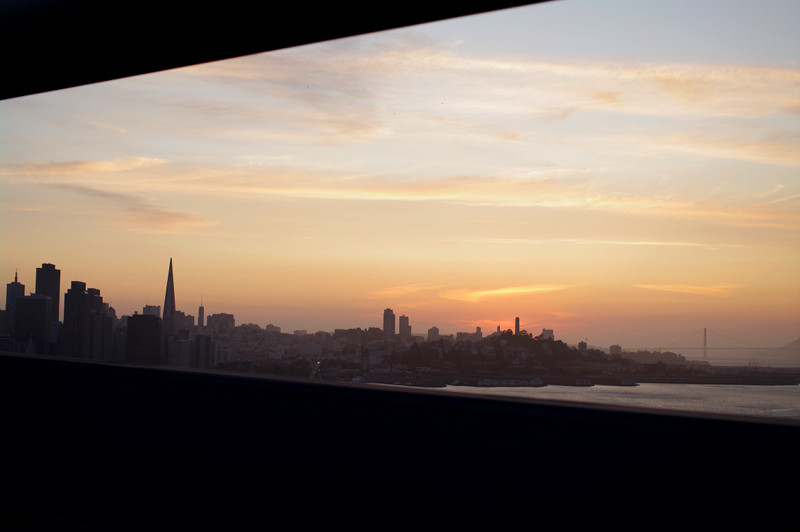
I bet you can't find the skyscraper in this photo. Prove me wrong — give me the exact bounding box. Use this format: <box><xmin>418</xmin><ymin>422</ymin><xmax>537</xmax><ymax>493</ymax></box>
<box><xmin>198</xmin><ymin>300</ymin><xmax>204</xmax><ymax>328</ymax></box>
<box><xmin>383</xmin><ymin>308</ymin><xmax>395</xmax><ymax>343</ymax></box>
<box><xmin>35</xmin><ymin>263</ymin><xmax>60</xmax><ymax>324</ymax></box>
<box><xmin>399</xmin><ymin>315</ymin><xmax>411</xmax><ymax>344</ymax></box>
<box><xmin>515</xmin><ymin>317</ymin><xmax>520</xmax><ymax>336</ymax></box>
<box><xmin>62</xmin><ymin>281</ymin><xmax>110</xmax><ymax>358</ymax></box>
<box><xmin>63</xmin><ymin>281</ymin><xmax>88</xmax><ymax>357</ymax></box>
<box><xmin>162</xmin><ymin>258</ymin><xmax>176</xmax><ymax>338</ymax></box>
<box><xmin>5</xmin><ymin>271</ymin><xmax>25</xmax><ymax>336</ymax></box>
<box><xmin>126</xmin><ymin>313</ymin><xmax>162</xmax><ymax>365</ymax></box>
<box><xmin>14</xmin><ymin>294</ymin><xmax>50</xmax><ymax>355</ymax></box>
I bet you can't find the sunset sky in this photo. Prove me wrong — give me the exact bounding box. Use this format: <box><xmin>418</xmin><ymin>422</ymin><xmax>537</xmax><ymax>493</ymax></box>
<box><xmin>2</xmin><ymin>0</ymin><xmax>799</xmax><ymax>352</ymax></box>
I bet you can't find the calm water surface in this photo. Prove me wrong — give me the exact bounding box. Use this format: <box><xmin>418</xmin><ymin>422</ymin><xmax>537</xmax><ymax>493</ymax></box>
<box><xmin>437</xmin><ymin>383</ymin><xmax>800</xmax><ymax>422</ymax></box>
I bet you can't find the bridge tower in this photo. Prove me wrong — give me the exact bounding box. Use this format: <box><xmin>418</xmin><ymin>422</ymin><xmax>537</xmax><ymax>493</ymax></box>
<box><xmin>703</xmin><ymin>328</ymin><xmax>707</xmax><ymax>359</ymax></box>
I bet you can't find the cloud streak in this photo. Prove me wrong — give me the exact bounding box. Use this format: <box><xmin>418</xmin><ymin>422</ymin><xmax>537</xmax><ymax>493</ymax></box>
<box><xmin>634</xmin><ymin>284</ymin><xmax>741</xmax><ymax>297</ymax></box>
<box><xmin>40</xmin><ymin>182</ymin><xmax>213</xmax><ymax>233</ymax></box>
<box><xmin>441</xmin><ymin>284</ymin><xmax>571</xmax><ymax>302</ymax></box>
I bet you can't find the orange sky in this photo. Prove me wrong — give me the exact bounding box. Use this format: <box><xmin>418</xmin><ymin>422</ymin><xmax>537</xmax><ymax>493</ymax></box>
<box><xmin>2</xmin><ymin>1</ymin><xmax>799</xmax><ymax>352</ymax></box>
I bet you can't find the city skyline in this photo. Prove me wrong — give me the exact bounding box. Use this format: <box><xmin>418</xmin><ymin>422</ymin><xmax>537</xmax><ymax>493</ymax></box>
<box><xmin>2</xmin><ymin>258</ymin><xmax>798</xmax><ymax>359</ymax></box>
<box><xmin>1</xmin><ymin>1</ymin><xmax>799</xmax><ymax>350</ymax></box>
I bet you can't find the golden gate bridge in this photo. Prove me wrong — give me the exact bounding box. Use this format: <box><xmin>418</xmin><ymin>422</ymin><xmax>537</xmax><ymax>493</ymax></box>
<box><xmin>656</xmin><ymin>328</ymin><xmax>785</xmax><ymax>359</ymax></box>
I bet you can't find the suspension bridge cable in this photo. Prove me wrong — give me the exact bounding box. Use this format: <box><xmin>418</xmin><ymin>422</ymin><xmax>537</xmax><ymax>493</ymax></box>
<box><xmin>706</xmin><ymin>328</ymin><xmax>767</xmax><ymax>348</ymax></box>
<box><xmin>661</xmin><ymin>329</ymin><xmax>704</xmax><ymax>348</ymax></box>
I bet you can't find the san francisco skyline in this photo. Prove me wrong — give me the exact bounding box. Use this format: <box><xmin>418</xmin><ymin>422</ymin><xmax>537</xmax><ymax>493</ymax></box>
<box><xmin>2</xmin><ymin>0</ymin><xmax>799</xmax><ymax>351</ymax></box>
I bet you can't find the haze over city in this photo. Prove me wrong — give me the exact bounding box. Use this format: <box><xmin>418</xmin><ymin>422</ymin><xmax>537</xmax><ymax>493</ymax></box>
<box><xmin>1</xmin><ymin>0</ymin><xmax>798</xmax><ymax>352</ymax></box>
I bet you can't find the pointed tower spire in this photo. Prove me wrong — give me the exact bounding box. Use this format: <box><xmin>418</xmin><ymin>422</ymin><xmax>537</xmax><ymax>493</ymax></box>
<box><xmin>162</xmin><ymin>258</ymin><xmax>176</xmax><ymax>337</ymax></box>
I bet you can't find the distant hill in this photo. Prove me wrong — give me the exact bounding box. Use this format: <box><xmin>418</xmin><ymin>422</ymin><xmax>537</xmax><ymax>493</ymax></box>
<box><xmin>780</xmin><ymin>338</ymin><xmax>800</xmax><ymax>350</ymax></box>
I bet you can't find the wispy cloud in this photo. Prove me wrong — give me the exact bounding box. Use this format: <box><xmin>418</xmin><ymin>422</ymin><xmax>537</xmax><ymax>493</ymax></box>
<box><xmin>659</xmin><ymin>133</ymin><xmax>800</xmax><ymax>168</ymax></box>
<box><xmin>178</xmin><ymin>35</ymin><xmax>800</xmax><ymax>147</ymax></box>
<box><xmin>441</xmin><ymin>284</ymin><xmax>571</xmax><ymax>302</ymax></box>
<box><xmin>454</xmin><ymin>237</ymin><xmax>752</xmax><ymax>252</ymax></box>
<box><xmin>40</xmin><ymin>182</ymin><xmax>213</xmax><ymax>233</ymax></box>
<box><xmin>1</xmin><ymin>157</ymin><xmax>166</xmax><ymax>176</ymax></box>
<box><xmin>634</xmin><ymin>284</ymin><xmax>741</xmax><ymax>297</ymax></box>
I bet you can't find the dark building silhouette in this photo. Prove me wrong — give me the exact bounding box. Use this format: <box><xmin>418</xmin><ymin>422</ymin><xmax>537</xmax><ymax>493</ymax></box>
<box><xmin>35</xmin><ymin>263</ymin><xmax>60</xmax><ymax>324</ymax></box>
<box><xmin>191</xmin><ymin>334</ymin><xmax>212</xmax><ymax>369</ymax></box>
<box><xmin>383</xmin><ymin>308</ymin><xmax>395</xmax><ymax>342</ymax></box>
<box><xmin>399</xmin><ymin>314</ymin><xmax>410</xmax><ymax>344</ymax></box>
<box><xmin>198</xmin><ymin>301</ymin><xmax>204</xmax><ymax>328</ymax></box>
<box><xmin>206</xmin><ymin>313</ymin><xmax>235</xmax><ymax>337</ymax></box>
<box><xmin>126</xmin><ymin>313</ymin><xmax>162</xmax><ymax>365</ymax></box>
<box><xmin>14</xmin><ymin>294</ymin><xmax>51</xmax><ymax>355</ymax></box>
<box><xmin>162</xmin><ymin>258</ymin><xmax>176</xmax><ymax>338</ymax></box>
<box><xmin>62</xmin><ymin>281</ymin><xmax>112</xmax><ymax>359</ymax></box>
<box><xmin>515</xmin><ymin>317</ymin><xmax>520</xmax><ymax>335</ymax></box>
<box><xmin>5</xmin><ymin>272</ymin><xmax>25</xmax><ymax>337</ymax></box>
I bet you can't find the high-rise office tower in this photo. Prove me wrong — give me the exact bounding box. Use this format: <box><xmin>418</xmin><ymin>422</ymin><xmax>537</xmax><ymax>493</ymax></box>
<box><xmin>63</xmin><ymin>281</ymin><xmax>88</xmax><ymax>356</ymax></box>
<box><xmin>62</xmin><ymin>281</ymin><xmax>110</xmax><ymax>358</ymax></box>
<box><xmin>515</xmin><ymin>317</ymin><xmax>520</xmax><ymax>335</ymax></box>
<box><xmin>399</xmin><ymin>315</ymin><xmax>410</xmax><ymax>344</ymax></box>
<box><xmin>162</xmin><ymin>258</ymin><xmax>176</xmax><ymax>338</ymax></box>
<box><xmin>14</xmin><ymin>294</ymin><xmax>51</xmax><ymax>355</ymax></box>
<box><xmin>126</xmin><ymin>313</ymin><xmax>162</xmax><ymax>365</ymax></box>
<box><xmin>198</xmin><ymin>301</ymin><xmax>204</xmax><ymax>328</ymax></box>
<box><xmin>383</xmin><ymin>308</ymin><xmax>395</xmax><ymax>342</ymax></box>
<box><xmin>5</xmin><ymin>271</ymin><xmax>25</xmax><ymax>336</ymax></box>
<box><xmin>35</xmin><ymin>263</ymin><xmax>60</xmax><ymax>324</ymax></box>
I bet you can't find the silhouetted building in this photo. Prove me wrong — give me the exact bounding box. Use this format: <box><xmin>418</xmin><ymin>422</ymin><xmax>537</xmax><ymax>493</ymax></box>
<box><xmin>399</xmin><ymin>315</ymin><xmax>410</xmax><ymax>344</ymax></box>
<box><xmin>63</xmin><ymin>281</ymin><xmax>113</xmax><ymax>359</ymax></box>
<box><xmin>63</xmin><ymin>281</ymin><xmax>89</xmax><ymax>357</ymax></box>
<box><xmin>383</xmin><ymin>308</ymin><xmax>395</xmax><ymax>342</ymax></box>
<box><xmin>35</xmin><ymin>263</ymin><xmax>60</xmax><ymax>324</ymax></box>
<box><xmin>191</xmin><ymin>334</ymin><xmax>213</xmax><ymax>369</ymax></box>
<box><xmin>579</xmin><ymin>341</ymin><xmax>588</xmax><ymax>356</ymax></box>
<box><xmin>207</xmin><ymin>313</ymin><xmax>235</xmax><ymax>337</ymax></box>
<box><xmin>198</xmin><ymin>302</ymin><xmax>204</xmax><ymax>328</ymax></box>
<box><xmin>515</xmin><ymin>317</ymin><xmax>520</xmax><ymax>335</ymax></box>
<box><xmin>174</xmin><ymin>310</ymin><xmax>194</xmax><ymax>332</ymax></box>
<box><xmin>162</xmin><ymin>258</ymin><xmax>176</xmax><ymax>338</ymax></box>
<box><xmin>14</xmin><ymin>294</ymin><xmax>51</xmax><ymax>355</ymax></box>
<box><xmin>126</xmin><ymin>313</ymin><xmax>162</xmax><ymax>365</ymax></box>
<box><xmin>5</xmin><ymin>272</ymin><xmax>25</xmax><ymax>337</ymax></box>
<box><xmin>143</xmin><ymin>304</ymin><xmax>160</xmax><ymax>317</ymax></box>
<box><xmin>427</xmin><ymin>326</ymin><xmax>440</xmax><ymax>342</ymax></box>
<box><xmin>540</xmin><ymin>328</ymin><xmax>554</xmax><ymax>341</ymax></box>
<box><xmin>610</xmin><ymin>344</ymin><xmax>622</xmax><ymax>357</ymax></box>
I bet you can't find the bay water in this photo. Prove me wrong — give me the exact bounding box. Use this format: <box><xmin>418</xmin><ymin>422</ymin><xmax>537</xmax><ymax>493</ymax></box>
<box><xmin>437</xmin><ymin>382</ymin><xmax>800</xmax><ymax>422</ymax></box>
